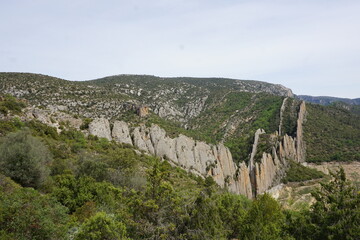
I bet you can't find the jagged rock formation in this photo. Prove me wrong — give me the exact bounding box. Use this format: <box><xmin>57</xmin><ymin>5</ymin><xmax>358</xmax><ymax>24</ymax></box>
<box><xmin>84</xmin><ymin>101</ymin><xmax>306</xmax><ymax>198</ymax></box>
<box><xmin>20</xmin><ymin>98</ymin><xmax>306</xmax><ymax>199</ymax></box>
<box><xmin>278</xmin><ymin>97</ymin><xmax>288</xmax><ymax>136</ymax></box>
<box><xmin>296</xmin><ymin>101</ymin><xmax>306</xmax><ymax>162</ymax></box>
<box><xmin>18</xmin><ymin>96</ymin><xmax>307</xmax><ymax>199</ymax></box>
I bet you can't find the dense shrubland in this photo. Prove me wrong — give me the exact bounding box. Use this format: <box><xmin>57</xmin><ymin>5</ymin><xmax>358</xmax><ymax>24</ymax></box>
<box><xmin>304</xmin><ymin>103</ymin><xmax>360</xmax><ymax>162</ymax></box>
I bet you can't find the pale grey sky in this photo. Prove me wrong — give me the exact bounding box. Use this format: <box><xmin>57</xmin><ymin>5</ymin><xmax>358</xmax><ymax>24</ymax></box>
<box><xmin>1</xmin><ymin>0</ymin><xmax>359</xmax><ymax>98</ymax></box>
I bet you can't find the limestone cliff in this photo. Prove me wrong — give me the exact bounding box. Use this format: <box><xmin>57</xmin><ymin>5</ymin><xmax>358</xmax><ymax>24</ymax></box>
<box><xmin>22</xmin><ymin>100</ymin><xmax>307</xmax><ymax>199</ymax></box>
<box><xmin>70</xmin><ymin>102</ymin><xmax>306</xmax><ymax>198</ymax></box>
<box><xmin>88</xmin><ymin>118</ymin><xmax>112</xmax><ymax>141</ymax></box>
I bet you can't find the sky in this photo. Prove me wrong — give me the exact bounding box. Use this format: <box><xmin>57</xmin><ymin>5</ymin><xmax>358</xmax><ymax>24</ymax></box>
<box><xmin>1</xmin><ymin>0</ymin><xmax>359</xmax><ymax>98</ymax></box>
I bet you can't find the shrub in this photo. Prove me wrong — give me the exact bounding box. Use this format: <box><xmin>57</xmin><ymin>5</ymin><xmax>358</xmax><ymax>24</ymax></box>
<box><xmin>75</xmin><ymin>212</ymin><xmax>129</xmax><ymax>240</ymax></box>
<box><xmin>282</xmin><ymin>161</ymin><xmax>325</xmax><ymax>183</ymax></box>
<box><xmin>0</xmin><ymin>130</ymin><xmax>52</xmax><ymax>188</ymax></box>
<box><xmin>0</xmin><ymin>187</ymin><xmax>68</xmax><ymax>240</ymax></box>
<box><xmin>0</xmin><ymin>95</ymin><xmax>26</xmax><ymax>115</ymax></box>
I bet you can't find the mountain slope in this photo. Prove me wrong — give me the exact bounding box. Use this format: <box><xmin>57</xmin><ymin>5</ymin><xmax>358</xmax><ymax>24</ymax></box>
<box><xmin>0</xmin><ymin>72</ymin><xmax>359</xmax><ymax>198</ymax></box>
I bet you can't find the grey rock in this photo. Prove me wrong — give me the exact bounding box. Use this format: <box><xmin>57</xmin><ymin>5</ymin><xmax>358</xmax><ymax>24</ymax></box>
<box><xmin>89</xmin><ymin>118</ymin><xmax>112</xmax><ymax>140</ymax></box>
<box><xmin>112</xmin><ymin>121</ymin><xmax>133</xmax><ymax>145</ymax></box>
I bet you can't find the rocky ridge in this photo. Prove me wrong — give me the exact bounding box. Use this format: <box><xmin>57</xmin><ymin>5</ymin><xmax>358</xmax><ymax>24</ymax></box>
<box><xmin>22</xmin><ymin>99</ymin><xmax>307</xmax><ymax>198</ymax></box>
<box><xmin>0</xmin><ymin>73</ymin><xmax>293</xmax><ymax>123</ymax></box>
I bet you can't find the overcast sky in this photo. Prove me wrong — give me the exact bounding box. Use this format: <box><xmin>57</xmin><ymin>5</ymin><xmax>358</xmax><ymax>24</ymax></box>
<box><xmin>1</xmin><ymin>0</ymin><xmax>359</xmax><ymax>98</ymax></box>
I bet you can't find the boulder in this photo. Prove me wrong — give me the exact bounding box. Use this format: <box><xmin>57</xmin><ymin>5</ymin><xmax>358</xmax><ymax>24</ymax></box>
<box><xmin>112</xmin><ymin>121</ymin><xmax>133</xmax><ymax>145</ymax></box>
<box><xmin>88</xmin><ymin>118</ymin><xmax>112</xmax><ymax>141</ymax></box>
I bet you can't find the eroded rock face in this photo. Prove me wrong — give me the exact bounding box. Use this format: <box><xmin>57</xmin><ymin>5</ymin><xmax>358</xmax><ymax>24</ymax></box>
<box><xmin>84</xmin><ymin>102</ymin><xmax>307</xmax><ymax>199</ymax></box>
<box><xmin>296</xmin><ymin>101</ymin><xmax>306</xmax><ymax>162</ymax></box>
<box><xmin>234</xmin><ymin>162</ymin><xmax>253</xmax><ymax>197</ymax></box>
<box><xmin>89</xmin><ymin>118</ymin><xmax>112</xmax><ymax>141</ymax></box>
<box><xmin>137</xmin><ymin>106</ymin><xmax>149</xmax><ymax>117</ymax></box>
<box><xmin>112</xmin><ymin>121</ymin><xmax>132</xmax><ymax>145</ymax></box>
<box><xmin>243</xmin><ymin>102</ymin><xmax>307</xmax><ymax>197</ymax></box>
<box><xmin>254</xmin><ymin>153</ymin><xmax>277</xmax><ymax>195</ymax></box>
<box><xmin>127</xmin><ymin>123</ymin><xmax>254</xmax><ymax>198</ymax></box>
<box><xmin>278</xmin><ymin>97</ymin><xmax>288</xmax><ymax>136</ymax></box>
<box><xmin>132</xmin><ymin>125</ymin><xmax>155</xmax><ymax>154</ymax></box>
<box><xmin>24</xmin><ymin>107</ymin><xmax>83</xmax><ymax>132</ymax></box>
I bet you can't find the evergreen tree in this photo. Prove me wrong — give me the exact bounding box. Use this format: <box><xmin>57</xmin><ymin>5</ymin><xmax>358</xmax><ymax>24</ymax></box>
<box><xmin>310</xmin><ymin>168</ymin><xmax>360</xmax><ymax>240</ymax></box>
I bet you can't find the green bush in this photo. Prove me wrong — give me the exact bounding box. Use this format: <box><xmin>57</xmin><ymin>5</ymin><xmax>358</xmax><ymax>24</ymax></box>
<box><xmin>75</xmin><ymin>212</ymin><xmax>129</xmax><ymax>240</ymax></box>
<box><xmin>282</xmin><ymin>161</ymin><xmax>325</xmax><ymax>183</ymax></box>
<box><xmin>0</xmin><ymin>187</ymin><xmax>68</xmax><ymax>240</ymax></box>
<box><xmin>0</xmin><ymin>130</ymin><xmax>52</xmax><ymax>188</ymax></box>
<box><xmin>0</xmin><ymin>95</ymin><xmax>26</xmax><ymax>115</ymax></box>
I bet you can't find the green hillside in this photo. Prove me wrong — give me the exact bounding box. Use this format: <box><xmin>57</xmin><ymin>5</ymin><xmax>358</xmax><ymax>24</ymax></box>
<box><xmin>304</xmin><ymin>103</ymin><xmax>360</xmax><ymax>163</ymax></box>
<box><xmin>0</xmin><ymin>97</ymin><xmax>359</xmax><ymax>239</ymax></box>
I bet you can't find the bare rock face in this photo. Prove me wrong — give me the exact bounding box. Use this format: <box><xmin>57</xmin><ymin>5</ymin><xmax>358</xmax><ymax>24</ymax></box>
<box><xmin>56</xmin><ymin>112</ymin><xmax>83</xmax><ymax>130</ymax></box>
<box><xmin>137</xmin><ymin>106</ymin><xmax>149</xmax><ymax>117</ymax></box>
<box><xmin>112</xmin><ymin>121</ymin><xmax>133</xmax><ymax>145</ymax></box>
<box><xmin>234</xmin><ymin>162</ymin><xmax>253</xmax><ymax>198</ymax></box>
<box><xmin>132</xmin><ymin>125</ymin><xmax>155</xmax><ymax>154</ymax></box>
<box><xmin>296</xmin><ymin>101</ymin><xmax>306</xmax><ymax>162</ymax></box>
<box><xmin>106</xmin><ymin>102</ymin><xmax>307</xmax><ymax>199</ymax></box>
<box><xmin>175</xmin><ymin>134</ymin><xmax>196</xmax><ymax>169</ymax></box>
<box><xmin>193</xmin><ymin>141</ymin><xmax>217</xmax><ymax>175</ymax></box>
<box><xmin>32</xmin><ymin>108</ymin><xmax>53</xmax><ymax>126</ymax></box>
<box><xmin>185</xmin><ymin>96</ymin><xmax>208</xmax><ymax>119</ymax></box>
<box><xmin>249</xmin><ymin>128</ymin><xmax>266</xmax><ymax>172</ymax></box>
<box><xmin>156</xmin><ymin>103</ymin><xmax>185</xmax><ymax>121</ymax></box>
<box><xmin>254</xmin><ymin>153</ymin><xmax>277</xmax><ymax>194</ymax></box>
<box><xmin>26</xmin><ymin>107</ymin><xmax>83</xmax><ymax>131</ymax></box>
<box><xmin>281</xmin><ymin>135</ymin><xmax>297</xmax><ymax>160</ymax></box>
<box><xmin>212</xmin><ymin>144</ymin><xmax>237</xmax><ymax>187</ymax></box>
<box><xmin>89</xmin><ymin>118</ymin><xmax>112</xmax><ymax>141</ymax></box>
<box><xmin>278</xmin><ymin>97</ymin><xmax>288</xmax><ymax>136</ymax></box>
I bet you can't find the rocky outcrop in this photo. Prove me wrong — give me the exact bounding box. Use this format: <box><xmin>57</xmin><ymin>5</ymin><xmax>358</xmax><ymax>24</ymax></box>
<box><xmin>23</xmin><ymin>99</ymin><xmax>307</xmax><ymax>199</ymax></box>
<box><xmin>234</xmin><ymin>162</ymin><xmax>253</xmax><ymax>197</ymax></box>
<box><xmin>296</xmin><ymin>101</ymin><xmax>306</xmax><ymax>162</ymax></box>
<box><xmin>254</xmin><ymin>153</ymin><xmax>277</xmax><ymax>194</ymax></box>
<box><xmin>278</xmin><ymin>97</ymin><xmax>288</xmax><ymax>136</ymax></box>
<box><xmin>84</xmin><ymin>116</ymin><xmax>306</xmax><ymax>198</ymax></box>
<box><xmin>137</xmin><ymin>106</ymin><xmax>149</xmax><ymax>117</ymax></box>
<box><xmin>86</xmin><ymin>121</ymin><xmax>253</xmax><ymax>198</ymax></box>
<box><xmin>112</xmin><ymin>120</ymin><xmax>133</xmax><ymax>145</ymax></box>
<box><xmin>132</xmin><ymin>125</ymin><xmax>155</xmax><ymax>155</ymax></box>
<box><xmin>245</xmin><ymin>101</ymin><xmax>307</xmax><ymax>196</ymax></box>
<box><xmin>249</xmin><ymin>129</ymin><xmax>266</xmax><ymax>172</ymax></box>
<box><xmin>88</xmin><ymin>118</ymin><xmax>112</xmax><ymax>141</ymax></box>
<box><xmin>24</xmin><ymin>107</ymin><xmax>83</xmax><ymax>131</ymax></box>
<box><xmin>280</xmin><ymin>135</ymin><xmax>297</xmax><ymax>161</ymax></box>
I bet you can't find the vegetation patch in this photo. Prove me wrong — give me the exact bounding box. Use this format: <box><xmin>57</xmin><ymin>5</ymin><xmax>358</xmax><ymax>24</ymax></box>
<box><xmin>282</xmin><ymin>161</ymin><xmax>325</xmax><ymax>183</ymax></box>
<box><xmin>304</xmin><ymin>103</ymin><xmax>360</xmax><ymax>162</ymax></box>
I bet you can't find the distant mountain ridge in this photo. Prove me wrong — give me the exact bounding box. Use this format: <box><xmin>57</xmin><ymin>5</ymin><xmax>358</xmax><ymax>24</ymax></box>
<box><xmin>297</xmin><ymin>95</ymin><xmax>360</xmax><ymax>106</ymax></box>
